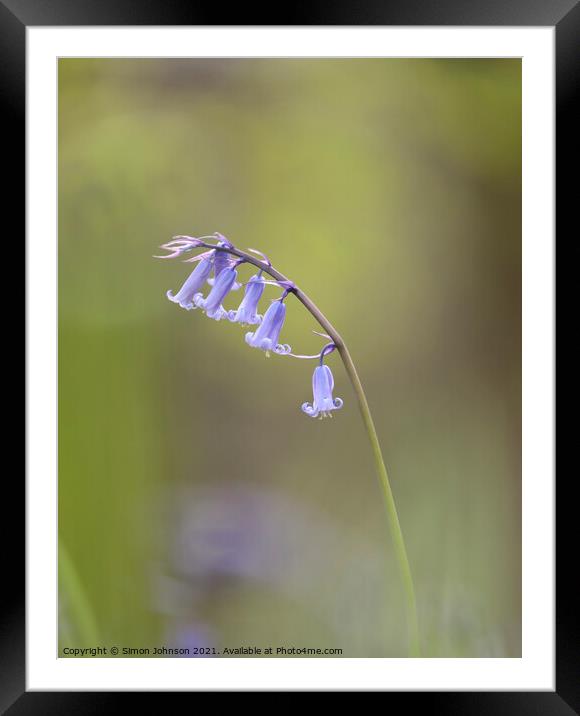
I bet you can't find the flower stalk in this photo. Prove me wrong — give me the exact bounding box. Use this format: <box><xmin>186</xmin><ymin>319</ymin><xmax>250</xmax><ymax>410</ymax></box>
<box><xmin>158</xmin><ymin>232</ymin><xmax>421</xmax><ymax>656</ymax></box>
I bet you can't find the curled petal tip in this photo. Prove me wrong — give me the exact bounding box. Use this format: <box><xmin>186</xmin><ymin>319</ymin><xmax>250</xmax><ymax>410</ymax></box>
<box><xmin>166</xmin><ymin>289</ymin><xmax>193</xmax><ymax>310</ymax></box>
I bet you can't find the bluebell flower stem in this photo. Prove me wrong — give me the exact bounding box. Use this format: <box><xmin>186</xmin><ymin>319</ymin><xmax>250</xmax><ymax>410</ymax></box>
<box><xmin>295</xmin><ymin>293</ymin><xmax>421</xmax><ymax>658</ymax></box>
<box><xmin>177</xmin><ymin>241</ymin><xmax>421</xmax><ymax>656</ymax></box>
<box><xmin>335</xmin><ymin>345</ymin><xmax>421</xmax><ymax>657</ymax></box>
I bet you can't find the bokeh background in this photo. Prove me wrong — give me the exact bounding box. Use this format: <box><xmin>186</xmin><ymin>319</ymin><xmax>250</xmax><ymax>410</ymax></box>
<box><xmin>58</xmin><ymin>59</ymin><xmax>521</xmax><ymax>658</ymax></box>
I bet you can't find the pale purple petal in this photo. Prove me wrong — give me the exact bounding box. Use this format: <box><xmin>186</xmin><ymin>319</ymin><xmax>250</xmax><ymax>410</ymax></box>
<box><xmin>166</xmin><ymin>256</ymin><xmax>214</xmax><ymax>310</ymax></box>
<box><xmin>194</xmin><ymin>266</ymin><xmax>238</xmax><ymax>321</ymax></box>
<box><xmin>228</xmin><ymin>274</ymin><xmax>265</xmax><ymax>325</ymax></box>
<box><xmin>244</xmin><ymin>299</ymin><xmax>290</xmax><ymax>355</ymax></box>
<box><xmin>302</xmin><ymin>364</ymin><xmax>343</xmax><ymax>418</ymax></box>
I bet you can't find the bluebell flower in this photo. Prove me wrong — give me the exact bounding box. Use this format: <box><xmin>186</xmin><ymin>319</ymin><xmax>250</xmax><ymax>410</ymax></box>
<box><xmin>245</xmin><ymin>298</ymin><xmax>291</xmax><ymax>355</ymax></box>
<box><xmin>228</xmin><ymin>273</ymin><xmax>265</xmax><ymax>325</ymax></box>
<box><xmin>207</xmin><ymin>248</ymin><xmax>241</xmax><ymax>291</ymax></box>
<box><xmin>302</xmin><ymin>365</ymin><xmax>343</xmax><ymax>418</ymax></box>
<box><xmin>166</xmin><ymin>255</ymin><xmax>214</xmax><ymax>310</ymax></box>
<box><xmin>193</xmin><ymin>266</ymin><xmax>238</xmax><ymax>321</ymax></box>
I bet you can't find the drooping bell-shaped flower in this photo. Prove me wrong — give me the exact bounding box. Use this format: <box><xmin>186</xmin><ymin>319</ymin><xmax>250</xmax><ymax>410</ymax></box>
<box><xmin>228</xmin><ymin>273</ymin><xmax>265</xmax><ymax>325</ymax></box>
<box><xmin>166</xmin><ymin>256</ymin><xmax>213</xmax><ymax>310</ymax></box>
<box><xmin>193</xmin><ymin>266</ymin><xmax>238</xmax><ymax>321</ymax></box>
<box><xmin>207</xmin><ymin>249</ymin><xmax>241</xmax><ymax>291</ymax></box>
<box><xmin>301</xmin><ymin>364</ymin><xmax>343</xmax><ymax>418</ymax></box>
<box><xmin>245</xmin><ymin>298</ymin><xmax>291</xmax><ymax>355</ymax></box>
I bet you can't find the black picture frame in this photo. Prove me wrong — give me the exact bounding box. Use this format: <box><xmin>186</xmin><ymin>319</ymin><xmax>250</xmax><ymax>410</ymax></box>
<box><xmin>8</xmin><ymin>0</ymin><xmax>574</xmax><ymax>709</ymax></box>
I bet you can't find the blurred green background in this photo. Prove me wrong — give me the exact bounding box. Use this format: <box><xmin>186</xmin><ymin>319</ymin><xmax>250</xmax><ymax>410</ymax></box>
<box><xmin>58</xmin><ymin>58</ymin><xmax>521</xmax><ymax>658</ymax></box>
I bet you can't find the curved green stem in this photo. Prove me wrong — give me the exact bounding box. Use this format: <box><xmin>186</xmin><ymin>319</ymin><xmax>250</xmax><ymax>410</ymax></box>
<box><xmin>169</xmin><ymin>237</ymin><xmax>421</xmax><ymax>655</ymax></box>
<box><xmin>295</xmin><ymin>290</ymin><xmax>421</xmax><ymax>658</ymax></box>
<box><xmin>337</xmin><ymin>345</ymin><xmax>421</xmax><ymax>657</ymax></box>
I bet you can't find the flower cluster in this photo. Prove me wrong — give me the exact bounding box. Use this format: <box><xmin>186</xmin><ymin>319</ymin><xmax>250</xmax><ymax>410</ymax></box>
<box><xmin>157</xmin><ymin>233</ymin><xmax>343</xmax><ymax>418</ymax></box>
